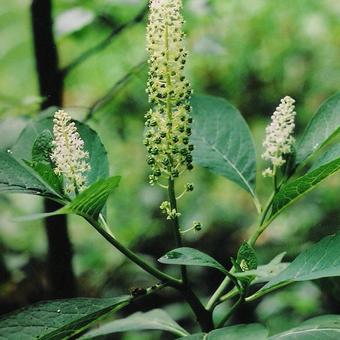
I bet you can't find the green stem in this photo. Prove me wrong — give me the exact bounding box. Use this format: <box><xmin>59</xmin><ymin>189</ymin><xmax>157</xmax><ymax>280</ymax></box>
<box><xmin>168</xmin><ymin>178</ymin><xmax>188</xmax><ymax>285</ymax></box>
<box><xmin>206</xmin><ymin>191</ymin><xmax>276</xmax><ymax>311</ymax></box>
<box><xmin>86</xmin><ymin>215</ymin><xmax>214</xmax><ymax>332</ymax></box>
<box><xmin>217</xmin><ymin>291</ymin><xmax>245</xmax><ymax>328</ymax></box>
<box><xmin>86</xmin><ymin>216</ymin><xmax>182</xmax><ymax>288</ymax></box>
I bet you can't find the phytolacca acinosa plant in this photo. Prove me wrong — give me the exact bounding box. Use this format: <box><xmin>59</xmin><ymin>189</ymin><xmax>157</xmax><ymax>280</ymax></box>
<box><xmin>262</xmin><ymin>96</ymin><xmax>296</xmax><ymax>178</ymax></box>
<box><xmin>50</xmin><ymin>110</ymin><xmax>91</xmax><ymax>194</ymax></box>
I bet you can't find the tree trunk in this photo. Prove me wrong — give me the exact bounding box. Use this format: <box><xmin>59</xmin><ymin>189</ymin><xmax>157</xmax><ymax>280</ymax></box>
<box><xmin>31</xmin><ymin>0</ymin><xmax>76</xmax><ymax>298</ymax></box>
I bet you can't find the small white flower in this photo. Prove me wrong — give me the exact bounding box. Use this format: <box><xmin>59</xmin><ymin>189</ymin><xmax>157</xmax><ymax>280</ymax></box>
<box><xmin>262</xmin><ymin>96</ymin><xmax>296</xmax><ymax>177</ymax></box>
<box><xmin>50</xmin><ymin>110</ymin><xmax>90</xmax><ymax>194</ymax></box>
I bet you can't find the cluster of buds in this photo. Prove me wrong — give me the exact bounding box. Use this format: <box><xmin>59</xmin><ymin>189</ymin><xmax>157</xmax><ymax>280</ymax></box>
<box><xmin>144</xmin><ymin>0</ymin><xmax>194</xmax><ymax>184</ymax></box>
<box><xmin>160</xmin><ymin>201</ymin><xmax>181</xmax><ymax>220</ymax></box>
<box><xmin>50</xmin><ymin>110</ymin><xmax>90</xmax><ymax>194</ymax></box>
<box><xmin>262</xmin><ymin>96</ymin><xmax>296</xmax><ymax>177</ymax></box>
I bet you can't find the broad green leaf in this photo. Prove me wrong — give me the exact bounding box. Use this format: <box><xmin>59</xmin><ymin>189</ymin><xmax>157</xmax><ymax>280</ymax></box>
<box><xmin>191</xmin><ymin>95</ymin><xmax>257</xmax><ymax>198</ymax></box>
<box><xmin>82</xmin><ymin>309</ymin><xmax>189</xmax><ymax>338</ymax></box>
<box><xmin>178</xmin><ymin>324</ymin><xmax>268</xmax><ymax>339</ymax></box>
<box><xmin>16</xmin><ymin>176</ymin><xmax>121</xmax><ymax>221</ymax></box>
<box><xmin>0</xmin><ymin>151</ymin><xmax>59</xmax><ymax>199</ymax></box>
<box><xmin>296</xmin><ymin>92</ymin><xmax>340</xmax><ymax>166</ymax></box>
<box><xmin>249</xmin><ymin>233</ymin><xmax>340</xmax><ymax>300</ymax></box>
<box><xmin>64</xmin><ymin>176</ymin><xmax>121</xmax><ymax>219</ymax></box>
<box><xmin>308</xmin><ymin>143</ymin><xmax>340</xmax><ymax>172</ymax></box>
<box><xmin>270</xmin><ymin>315</ymin><xmax>340</xmax><ymax>339</ymax></box>
<box><xmin>0</xmin><ymin>296</ymin><xmax>130</xmax><ymax>340</ymax></box>
<box><xmin>270</xmin><ymin>157</ymin><xmax>340</xmax><ymax>218</ymax></box>
<box><xmin>12</xmin><ymin>116</ymin><xmax>109</xmax><ymax>186</ymax></box>
<box><xmin>158</xmin><ymin>247</ymin><xmax>227</xmax><ymax>274</ymax></box>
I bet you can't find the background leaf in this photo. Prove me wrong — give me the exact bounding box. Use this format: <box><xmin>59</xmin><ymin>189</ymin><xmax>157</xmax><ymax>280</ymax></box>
<box><xmin>191</xmin><ymin>95</ymin><xmax>257</xmax><ymax>198</ymax></box>
<box><xmin>270</xmin><ymin>315</ymin><xmax>340</xmax><ymax>339</ymax></box>
<box><xmin>249</xmin><ymin>233</ymin><xmax>340</xmax><ymax>300</ymax></box>
<box><xmin>270</xmin><ymin>157</ymin><xmax>340</xmax><ymax>218</ymax></box>
<box><xmin>82</xmin><ymin>309</ymin><xmax>189</xmax><ymax>338</ymax></box>
<box><xmin>296</xmin><ymin>93</ymin><xmax>340</xmax><ymax>166</ymax></box>
<box><xmin>158</xmin><ymin>247</ymin><xmax>227</xmax><ymax>274</ymax></box>
<box><xmin>0</xmin><ymin>296</ymin><xmax>130</xmax><ymax>340</ymax></box>
<box><xmin>308</xmin><ymin>143</ymin><xmax>340</xmax><ymax>172</ymax></box>
<box><xmin>12</xmin><ymin>116</ymin><xmax>109</xmax><ymax>186</ymax></box>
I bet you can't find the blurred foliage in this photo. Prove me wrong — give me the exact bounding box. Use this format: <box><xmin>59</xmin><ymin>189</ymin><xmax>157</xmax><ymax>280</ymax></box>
<box><xmin>0</xmin><ymin>0</ymin><xmax>339</xmax><ymax>337</ymax></box>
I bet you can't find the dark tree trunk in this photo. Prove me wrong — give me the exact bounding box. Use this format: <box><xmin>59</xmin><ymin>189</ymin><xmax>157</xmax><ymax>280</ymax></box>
<box><xmin>31</xmin><ymin>0</ymin><xmax>76</xmax><ymax>298</ymax></box>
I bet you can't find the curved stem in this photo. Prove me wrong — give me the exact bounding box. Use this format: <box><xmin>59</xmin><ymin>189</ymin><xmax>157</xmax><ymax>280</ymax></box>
<box><xmin>85</xmin><ymin>216</ymin><xmax>182</xmax><ymax>288</ymax></box>
<box><xmin>86</xmin><ymin>215</ymin><xmax>214</xmax><ymax>331</ymax></box>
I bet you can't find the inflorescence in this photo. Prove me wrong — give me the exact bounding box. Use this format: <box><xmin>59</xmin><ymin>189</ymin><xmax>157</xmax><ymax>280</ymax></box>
<box><xmin>262</xmin><ymin>96</ymin><xmax>296</xmax><ymax>177</ymax></box>
<box><xmin>50</xmin><ymin>110</ymin><xmax>90</xmax><ymax>194</ymax></box>
<box><xmin>144</xmin><ymin>0</ymin><xmax>194</xmax><ymax>185</ymax></box>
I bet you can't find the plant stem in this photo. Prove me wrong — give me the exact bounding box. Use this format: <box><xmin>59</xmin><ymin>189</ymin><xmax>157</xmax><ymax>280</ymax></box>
<box><xmin>168</xmin><ymin>178</ymin><xmax>188</xmax><ymax>284</ymax></box>
<box><xmin>86</xmin><ymin>215</ymin><xmax>214</xmax><ymax>332</ymax></box>
<box><xmin>206</xmin><ymin>191</ymin><xmax>276</xmax><ymax>311</ymax></box>
<box><xmin>86</xmin><ymin>216</ymin><xmax>182</xmax><ymax>288</ymax></box>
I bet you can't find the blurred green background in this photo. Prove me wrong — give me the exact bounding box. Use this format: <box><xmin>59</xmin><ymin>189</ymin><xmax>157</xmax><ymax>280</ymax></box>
<box><xmin>0</xmin><ymin>0</ymin><xmax>339</xmax><ymax>338</ymax></box>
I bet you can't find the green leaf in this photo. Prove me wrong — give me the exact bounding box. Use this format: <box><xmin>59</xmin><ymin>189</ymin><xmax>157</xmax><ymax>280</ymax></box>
<box><xmin>296</xmin><ymin>92</ymin><xmax>340</xmax><ymax>166</ymax></box>
<box><xmin>0</xmin><ymin>151</ymin><xmax>59</xmax><ymax>199</ymax></box>
<box><xmin>27</xmin><ymin>161</ymin><xmax>64</xmax><ymax>196</ymax></box>
<box><xmin>159</xmin><ymin>247</ymin><xmax>227</xmax><ymax>274</ymax></box>
<box><xmin>64</xmin><ymin>176</ymin><xmax>121</xmax><ymax>219</ymax></box>
<box><xmin>31</xmin><ymin>129</ymin><xmax>53</xmax><ymax>163</ymax></box>
<box><xmin>270</xmin><ymin>157</ymin><xmax>340</xmax><ymax>218</ymax></box>
<box><xmin>16</xmin><ymin>176</ymin><xmax>121</xmax><ymax>221</ymax></box>
<box><xmin>178</xmin><ymin>324</ymin><xmax>268</xmax><ymax>340</ymax></box>
<box><xmin>270</xmin><ymin>315</ymin><xmax>340</xmax><ymax>339</ymax></box>
<box><xmin>234</xmin><ymin>252</ymin><xmax>289</xmax><ymax>284</ymax></box>
<box><xmin>12</xmin><ymin>116</ymin><xmax>109</xmax><ymax>186</ymax></box>
<box><xmin>178</xmin><ymin>335</ymin><xmax>205</xmax><ymax>340</ymax></box>
<box><xmin>249</xmin><ymin>233</ymin><xmax>340</xmax><ymax>300</ymax></box>
<box><xmin>191</xmin><ymin>95</ymin><xmax>257</xmax><ymax>198</ymax></box>
<box><xmin>82</xmin><ymin>309</ymin><xmax>189</xmax><ymax>338</ymax></box>
<box><xmin>0</xmin><ymin>296</ymin><xmax>130</xmax><ymax>340</ymax></box>
<box><xmin>308</xmin><ymin>143</ymin><xmax>340</xmax><ymax>172</ymax></box>
<box><xmin>236</xmin><ymin>242</ymin><xmax>257</xmax><ymax>271</ymax></box>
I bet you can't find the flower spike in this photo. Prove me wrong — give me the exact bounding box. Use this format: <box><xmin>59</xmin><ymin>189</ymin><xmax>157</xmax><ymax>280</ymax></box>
<box><xmin>262</xmin><ymin>96</ymin><xmax>296</xmax><ymax>177</ymax></box>
<box><xmin>50</xmin><ymin>110</ymin><xmax>90</xmax><ymax>194</ymax></box>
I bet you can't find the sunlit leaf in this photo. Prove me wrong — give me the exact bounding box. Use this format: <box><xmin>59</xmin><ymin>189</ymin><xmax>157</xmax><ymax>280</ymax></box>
<box><xmin>248</xmin><ymin>233</ymin><xmax>340</xmax><ymax>300</ymax></box>
<box><xmin>191</xmin><ymin>95</ymin><xmax>257</xmax><ymax>198</ymax></box>
<box><xmin>159</xmin><ymin>247</ymin><xmax>227</xmax><ymax>274</ymax></box>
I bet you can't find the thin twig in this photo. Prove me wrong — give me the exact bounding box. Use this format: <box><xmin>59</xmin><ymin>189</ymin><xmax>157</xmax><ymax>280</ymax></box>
<box><xmin>61</xmin><ymin>3</ymin><xmax>148</xmax><ymax>78</ymax></box>
<box><xmin>84</xmin><ymin>60</ymin><xmax>146</xmax><ymax>122</ymax></box>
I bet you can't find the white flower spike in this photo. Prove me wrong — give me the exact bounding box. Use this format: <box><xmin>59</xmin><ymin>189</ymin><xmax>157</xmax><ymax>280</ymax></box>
<box><xmin>262</xmin><ymin>96</ymin><xmax>296</xmax><ymax>177</ymax></box>
<box><xmin>144</xmin><ymin>0</ymin><xmax>193</xmax><ymax>185</ymax></box>
<box><xmin>50</xmin><ymin>110</ymin><xmax>90</xmax><ymax>194</ymax></box>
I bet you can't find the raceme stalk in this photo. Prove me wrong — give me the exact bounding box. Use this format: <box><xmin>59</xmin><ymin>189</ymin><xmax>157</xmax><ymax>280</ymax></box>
<box><xmin>145</xmin><ymin>0</ymin><xmax>197</xmax><ymax>283</ymax></box>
